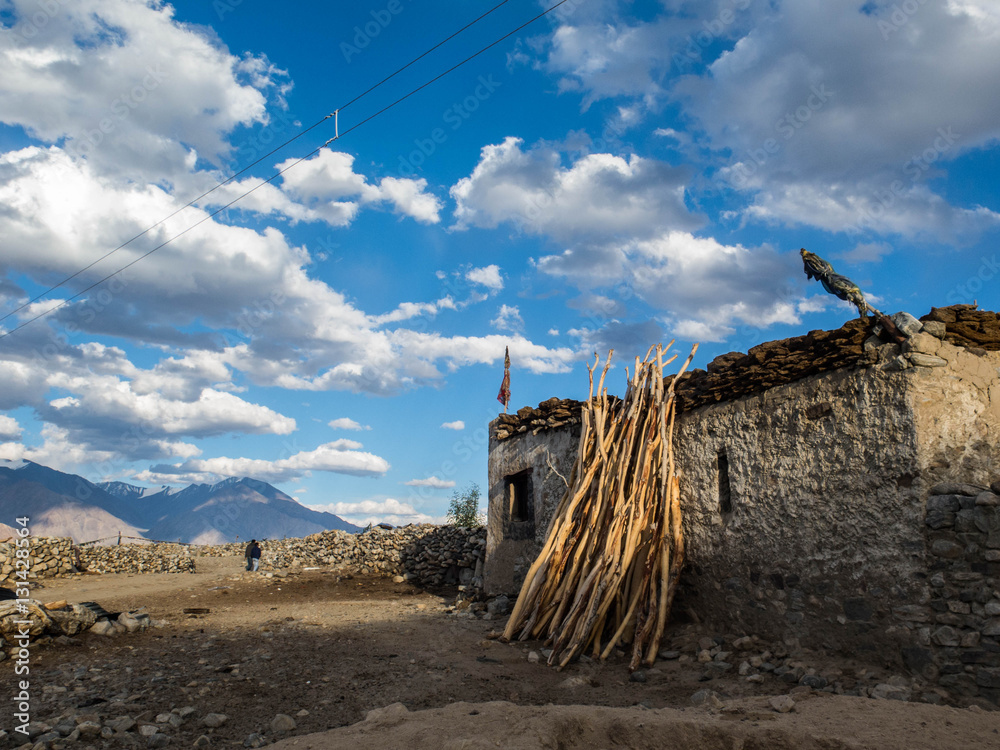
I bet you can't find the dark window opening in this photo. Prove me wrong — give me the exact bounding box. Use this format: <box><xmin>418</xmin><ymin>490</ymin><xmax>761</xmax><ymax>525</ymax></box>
<box><xmin>718</xmin><ymin>451</ymin><xmax>732</xmax><ymax>517</ymax></box>
<box><xmin>505</xmin><ymin>470</ymin><xmax>534</xmax><ymax>523</ymax></box>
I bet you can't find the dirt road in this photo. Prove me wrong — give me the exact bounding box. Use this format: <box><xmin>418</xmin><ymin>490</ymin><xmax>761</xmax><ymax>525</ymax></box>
<box><xmin>8</xmin><ymin>558</ymin><xmax>999</xmax><ymax>748</ymax></box>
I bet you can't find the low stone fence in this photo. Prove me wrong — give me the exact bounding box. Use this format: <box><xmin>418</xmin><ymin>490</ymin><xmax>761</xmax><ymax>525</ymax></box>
<box><xmin>203</xmin><ymin>525</ymin><xmax>486</xmax><ymax>587</ymax></box>
<box><xmin>0</xmin><ymin>537</ymin><xmax>78</xmax><ymax>587</ymax></box>
<box><xmin>2</xmin><ymin>526</ymin><xmax>486</xmax><ymax>590</ymax></box>
<box><xmin>79</xmin><ymin>543</ymin><xmax>196</xmax><ymax>575</ymax></box>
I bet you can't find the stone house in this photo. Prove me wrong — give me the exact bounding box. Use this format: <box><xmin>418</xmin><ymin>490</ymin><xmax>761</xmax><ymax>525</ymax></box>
<box><xmin>485</xmin><ymin>305</ymin><xmax>1000</xmax><ymax>704</ymax></box>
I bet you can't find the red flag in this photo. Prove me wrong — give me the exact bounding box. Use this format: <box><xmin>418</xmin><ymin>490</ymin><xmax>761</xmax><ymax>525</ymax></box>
<box><xmin>497</xmin><ymin>346</ymin><xmax>511</xmax><ymax>409</ymax></box>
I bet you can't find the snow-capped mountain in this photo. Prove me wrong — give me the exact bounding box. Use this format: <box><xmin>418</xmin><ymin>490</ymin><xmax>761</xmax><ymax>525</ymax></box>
<box><xmin>0</xmin><ymin>460</ymin><xmax>359</xmax><ymax>543</ymax></box>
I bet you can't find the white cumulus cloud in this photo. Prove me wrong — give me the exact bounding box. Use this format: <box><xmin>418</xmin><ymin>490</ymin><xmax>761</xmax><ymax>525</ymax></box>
<box><xmin>310</xmin><ymin>497</ymin><xmax>443</xmax><ymax>527</ymax></box>
<box><xmin>403</xmin><ymin>476</ymin><xmax>456</xmax><ymax>488</ymax></box>
<box><xmin>328</xmin><ymin>417</ymin><xmax>372</xmax><ymax>431</ymax></box>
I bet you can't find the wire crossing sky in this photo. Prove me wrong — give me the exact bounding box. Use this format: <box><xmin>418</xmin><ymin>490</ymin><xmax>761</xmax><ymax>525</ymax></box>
<box><xmin>0</xmin><ymin>0</ymin><xmax>997</xmax><ymax>526</ymax></box>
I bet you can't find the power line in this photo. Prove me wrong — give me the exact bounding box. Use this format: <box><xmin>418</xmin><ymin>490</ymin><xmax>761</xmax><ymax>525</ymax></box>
<box><xmin>0</xmin><ymin>0</ymin><xmax>571</xmax><ymax>340</ymax></box>
<box><xmin>0</xmin><ymin>0</ymin><xmax>515</xmax><ymax>327</ymax></box>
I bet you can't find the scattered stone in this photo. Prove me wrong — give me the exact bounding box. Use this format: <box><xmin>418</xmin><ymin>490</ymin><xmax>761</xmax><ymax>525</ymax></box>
<box><xmin>149</xmin><ymin>733</ymin><xmax>170</xmax><ymax>748</ymax></box>
<box><xmin>89</xmin><ymin>620</ymin><xmax>117</xmax><ymax>636</ymax></box>
<box><xmin>769</xmin><ymin>695</ymin><xmax>796</xmax><ymax>713</ymax></box>
<box><xmin>870</xmin><ymin>683</ymin><xmax>912</xmax><ymax>701</ymax></box>
<box><xmin>107</xmin><ymin>717</ymin><xmax>136</xmax><ymax>733</ymax></box>
<box><xmin>527</xmin><ymin>651</ymin><xmax>540</xmax><ymax>664</ymax></box>
<box><xmin>487</xmin><ymin>595</ymin><xmax>510</xmax><ymax>617</ymax></box>
<box><xmin>629</xmin><ymin>670</ymin><xmax>647</xmax><ymax>683</ymax></box>
<box><xmin>690</xmin><ymin>689</ymin><xmax>723</xmax><ymax>708</ymax></box>
<box><xmin>76</xmin><ymin>721</ymin><xmax>102</xmax><ymax>739</ymax></box>
<box><xmin>557</xmin><ymin>676</ymin><xmax>593</xmax><ymax>690</ymax></box>
<box><xmin>202</xmin><ymin>713</ymin><xmax>228</xmax><ymax>728</ymax></box>
<box><xmin>270</xmin><ymin>714</ymin><xmax>296</xmax><ymax>733</ymax></box>
<box><xmin>296</xmin><ymin>709</ymin><xmax>309</xmax><ymax>718</ymax></box>
<box><xmin>193</xmin><ymin>735</ymin><xmax>212</xmax><ymax>748</ymax></box>
<box><xmin>800</xmin><ymin>674</ymin><xmax>828</xmax><ymax>689</ymax></box>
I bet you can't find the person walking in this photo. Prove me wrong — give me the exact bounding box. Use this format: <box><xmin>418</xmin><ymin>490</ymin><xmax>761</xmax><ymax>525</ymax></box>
<box><xmin>250</xmin><ymin>540</ymin><xmax>262</xmax><ymax>572</ymax></box>
<box><xmin>245</xmin><ymin>539</ymin><xmax>256</xmax><ymax>571</ymax></box>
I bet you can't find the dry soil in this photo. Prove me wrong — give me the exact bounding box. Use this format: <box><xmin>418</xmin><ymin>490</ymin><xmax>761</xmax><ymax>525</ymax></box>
<box><xmin>11</xmin><ymin>556</ymin><xmax>1000</xmax><ymax>749</ymax></box>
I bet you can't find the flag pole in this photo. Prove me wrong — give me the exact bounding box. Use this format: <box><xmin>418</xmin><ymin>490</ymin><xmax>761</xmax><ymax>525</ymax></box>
<box><xmin>497</xmin><ymin>346</ymin><xmax>511</xmax><ymax>414</ymax></box>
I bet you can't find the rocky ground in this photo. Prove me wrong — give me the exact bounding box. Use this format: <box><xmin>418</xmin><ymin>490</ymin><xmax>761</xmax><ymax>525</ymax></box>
<box><xmin>4</xmin><ymin>556</ymin><xmax>1000</xmax><ymax>749</ymax></box>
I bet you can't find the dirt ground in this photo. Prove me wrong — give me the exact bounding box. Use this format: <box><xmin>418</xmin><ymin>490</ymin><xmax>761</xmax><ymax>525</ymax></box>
<box><xmin>9</xmin><ymin>556</ymin><xmax>1000</xmax><ymax>749</ymax></box>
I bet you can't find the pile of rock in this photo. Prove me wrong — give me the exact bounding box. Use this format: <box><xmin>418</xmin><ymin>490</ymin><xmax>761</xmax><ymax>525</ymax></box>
<box><xmin>0</xmin><ymin>599</ymin><xmax>152</xmax><ymax>662</ymax></box>
<box><xmin>0</xmin><ymin>537</ymin><xmax>78</xmax><ymax>586</ymax></box>
<box><xmin>650</xmin><ymin>626</ymin><xmax>936</xmax><ymax>705</ymax></box>
<box><xmin>910</xmin><ymin>479</ymin><xmax>1000</xmax><ymax>705</ymax></box>
<box><xmin>79</xmin><ymin>543</ymin><xmax>196</xmax><ymax>575</ymax></box>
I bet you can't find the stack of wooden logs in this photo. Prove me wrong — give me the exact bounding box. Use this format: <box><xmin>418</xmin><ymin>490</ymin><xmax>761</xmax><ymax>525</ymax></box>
<box><xmin>503</xmin><ymin>343</ymin><xmax>696</xmax><ymax>671</ymax></box>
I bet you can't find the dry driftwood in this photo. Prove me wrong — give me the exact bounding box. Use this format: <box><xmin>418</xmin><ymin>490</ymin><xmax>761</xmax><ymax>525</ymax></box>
<box><xmin>503</xmin><ymin>343</ymin><xmax>696</xmax><ymax>670</ymax></box>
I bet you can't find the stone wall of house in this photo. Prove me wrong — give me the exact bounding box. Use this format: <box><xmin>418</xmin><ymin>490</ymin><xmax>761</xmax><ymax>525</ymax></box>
<box><xmin>485</xmin><ymin>415</ymin><xmax>580</xmax><ymax>594</ymax></box>
<box><xmin>669</xmin><ymin>330</ymin><xmax>999</xmax><ymax>661</ymax></box>
<box><xmin>484</xmin><ymin>306</ymin><xmax>1000</xmax><ymax>703</ymax></box>
<box><xmin>914</xmin><ymin>482</ymin><xmax>1000</xmax><ymax>704</ymax></box>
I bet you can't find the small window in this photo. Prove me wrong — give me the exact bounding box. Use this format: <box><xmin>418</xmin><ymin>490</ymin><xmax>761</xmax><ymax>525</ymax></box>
<box><xmin>718</xmin><ymin>451</ymin><xmax>732</xmax><ymax>517</ymax></box>
<box><xmin>505</xmin><ymin>470</ymin><xmax>534</xmax><ymax>523</ymax></box>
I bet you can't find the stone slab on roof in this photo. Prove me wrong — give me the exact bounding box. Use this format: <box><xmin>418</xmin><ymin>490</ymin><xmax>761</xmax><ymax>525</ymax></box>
<box><xmin>491</xmin><ymin>305</ymin><xmax>1000</xmax><ymax>439</ymax></box>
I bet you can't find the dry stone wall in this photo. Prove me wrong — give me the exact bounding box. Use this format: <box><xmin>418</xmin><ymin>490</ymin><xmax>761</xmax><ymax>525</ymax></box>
<box><xmin>79</xmin><ymin>543</ymin><xmax>196</xmax><ymax>575</ymax></box>
<box><xmin>1</xmin><ymin>527</ymin><xmax>485</xmax><ymax>588</ymax></box>
<box><xmin>915</xmin><ymin>481</ymin><xmax>1000</xmax><ymax>704</ymax></box>
<box><xmin>0</xmin><ymin>537</ymin><xmax>78</xmax><ymax>587</ymax></box>
<box><xmin>203</xmin><ymin>525</ymin><xmax>486</xmax><ymax>587</ymax></box>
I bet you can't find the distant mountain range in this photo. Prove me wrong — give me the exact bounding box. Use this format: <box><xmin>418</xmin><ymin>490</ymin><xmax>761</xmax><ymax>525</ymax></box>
<box><xmin>0</xmin><ymin>459</ymin><xmax>360</xmax><ymax>544</ymax></box>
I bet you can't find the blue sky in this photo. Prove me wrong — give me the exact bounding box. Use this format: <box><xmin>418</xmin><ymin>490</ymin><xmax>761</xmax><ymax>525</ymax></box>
<box><xmin>0</xmin><ymin>0</ymin><xmax>997</xmax><ymax>526</ymax></box>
